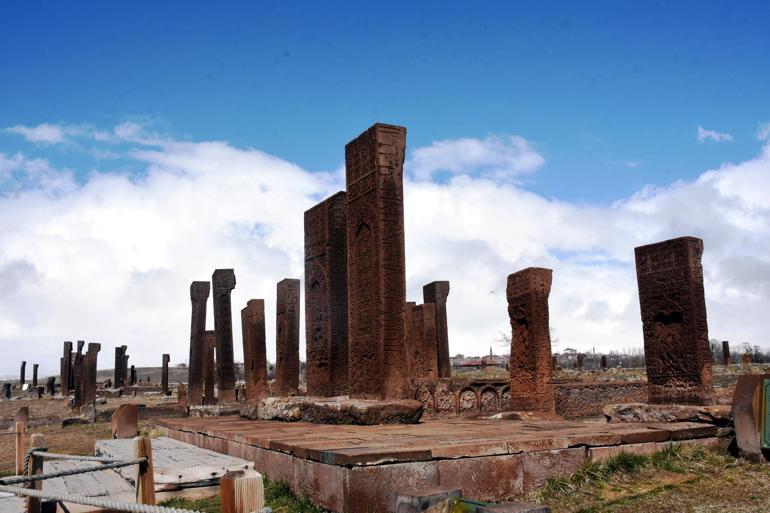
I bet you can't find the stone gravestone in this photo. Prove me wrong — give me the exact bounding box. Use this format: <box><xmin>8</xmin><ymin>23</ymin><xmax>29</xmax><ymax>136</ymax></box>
<box><xmin>423</xmin><ymin>281</ymin><xmax>451</xmax><ymax>379</ymax></box>
<box><xmin>61</xmin><ymin>341</ymin><xmax>73</xmax><ymax>395</ymax></box>
<box><xmin>304</xmin><ymin>192</ymin><xmax>349</xmax><ymax>397</ymax></box>
<box><xmin>83</xmin><ymin>343</ymin><xmax>101</xmax><ymax>406</ymax></box>
<box><xmin>742</xmin><ymin>352</ymin><xmax>752</xmax><ymax>367</ymax></box>
<box><xmin>634</xmin><ymin>236</ymin><xmax>715</xmax><ymax>405</ymax></box>
<box><xmin>188</xmin><ymin>281</ymin><xmax>210</xmax><ymax>406</ymax></box>
<box><xmin>161</xmin><ymin>354</ymin><xmax>170</xmax><ymax>396</ymax></box>
<box><xmin>577</xmin><ymin>353</ymin><xmax>584</xmax><ymax>371</ymax></box>
<box><xmin>506</xmin><ymin>267</ymin><xmax>556</xmax><ymax>413</ymax></box>
<box><xmin>32</xmin><ymin>364</ymin><xmax>38</xmax><ymax>388</ymax></box>
<box><xmin>111</xmin><ymin>404</ymin><xmax>139</xmax><ymax>439</ymax></box>
<box><xmin>274</xmin><ymin>279</ymin><xmax>301</xmax><ymax>396</ymax></box>
<box><xmin>46</xmin><ymin>376</ymin><xmax>56</xmax><ymax>396</ymax></box>
<box><xmin>405</xmin><ymin>303</ymin><xmax>438</xmax><ymax>380</ymax></box>
<box><xmin>722</xmin><ymin>340</ymin><xmax>730</xmax><ymax>366</ymax></box>
<box><xmin>2</xmin><ymin>383</ymin><xmax>10</xmax><ymax>399</ymax></box>
<box><xmin>212</xmin><ymin>269</ymin><xmax>237</xmax><ymax>403</ymax></box>
<box><xmin>241</xmin><ymin>299</ymin><xmax>268</xmax><ymax>402</ymax></box>
<box><xmin>601</xmin><ymin>355</ymin><xmax>608</xmax><ymax>369</ymax></box>
<box><xmin>345</xmin><ymin>123</ymin><xmax>409</xmax><ymax>400</ymax></box>
<box><xmin>177</xmin><ymin>383</ymin><xmax>188</xmax><ymax>409</ymax></box>
<box><xmin>36</xmin><ymin>386</ymin><xmax>43</xmax><ymax>399</ymax></box>
<box><xmin>203</xmin><ymin>330</ymin><xmax>217</xmax><ymax>404</ymax></box>
<box><xmin>130</xmin><ymin>365</ymin><xmax>137</xmax><ymax>386</ymax></box>
<box><xmin>19</xmin><ymin>361</ymin><xmax>26</xmax><ymax>386</ymax></box>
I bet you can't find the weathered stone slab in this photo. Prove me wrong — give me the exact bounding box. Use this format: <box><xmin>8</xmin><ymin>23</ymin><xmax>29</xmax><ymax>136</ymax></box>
<box><xmin>346</xmin><ymin>123</ymin><xmax>409</xmax><ymax>400</ymax></box>
<box><xmin>423</xmin><ymin>282</ymin><xmax>451</xmax><ymax>379</ymax></box>
<box><xmin>603</xmin><ymin>403</ymin><xmax>731</xmax><ymax>425</ymax></box>
<box><xmin>438</xmin><ymin>455</ymin><xmax>522</xmax><ymax>501</ymax></box>
<box><xmin>212</xmin><ymin>269</ymin><xmax>237</xmax><ymax>403</ymax></box>
<box><xmin>111</xmin><ymin>404</ymin><xmax>138</xmax><ymax>439</ymax></box>
<box><xmin>506</xmin><ymin>268</ymin><xmax>555</xmax><ymax>413</ymax></box>
<box><xmin>242</xmin><ymin>299</ymin><xmax>269</xmax><ymax>402</ymax></box>
<box><xmin>275</xmin><ymin>279</ymin><xmax>301</xmax><ymax>396</ymax></box>
<box><xmin>634</xmin><ymin>236</ymin><xmax>714</xmax><ymax>405</ymax></box>
<box><xmin>305</xmin><ymin>191</ymin><xmax>349</xmax><ymax>397</ymax></box>
<box><xmin>240</xmin><ymin>396</ymin><xmax>423</xmax><ymax>425</ymax></box>
<box><xmin>406</xmin><ymin>304</ymin><xmax>439</xmax><ymax>380</ymax></box>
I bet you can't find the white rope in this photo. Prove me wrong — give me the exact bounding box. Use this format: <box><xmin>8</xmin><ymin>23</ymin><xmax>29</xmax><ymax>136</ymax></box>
<box><xmin>31</xmin><ymin>451</ymin><xmax>129</xmax><ymax>463</ymax></box>
<box><xmin>2</xmin><ymin>458</ymin><xmax>145</xmax><ymax>485</ymax></box>
<box><xmin>0</xmin><ymin>484</ymin><xmax>201</xmax><ymax>513</ymax></box>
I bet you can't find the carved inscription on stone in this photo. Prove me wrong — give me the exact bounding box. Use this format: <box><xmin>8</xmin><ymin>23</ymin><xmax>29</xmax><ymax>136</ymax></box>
<box><xmin>405</xmin><ymin>303</ymin><xmax>439</xmax><ymax>380</ymax></box>
<box><xmin>634</xmin><ymin>237</ymin><xmax>714</xmax><ymax>405</ymax></box>
<box><xmin>212</xmin><ymin>269</ymin><xmax>237</xmax><ymax>403</ymax></box>
<box><xmin>304</xmin><ymin>192</ymin><xmax>348</xmax><ymax>397</ymax></box>
<box><xmin>346</xmin><ymin>123</ymin><xmax>408</xmax><ymax>400</ymax></box>
<box><xmin>275</xmin><ymin>279</ymin><xmax>300</xmax><ymax>396</ymax></box>
<box><xmin>188</xmin><ymin>281</ymin><xmax>210</xmax><ymax>406</ymax></box>
<box><xmin>506</xmin><ymin>267</ymin><xmax>556</xmax><ymax>413</ymax></box>
<box><xmin>241</xmin><ymin>299</ymin><xmax>268</xmax><ymax>402</ymax></box>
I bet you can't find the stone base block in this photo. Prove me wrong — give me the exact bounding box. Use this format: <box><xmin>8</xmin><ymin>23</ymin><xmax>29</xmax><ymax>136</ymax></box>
<box><xmin>603</xmin><ymin>403</ymin><xmax>731</xmax><ymax>425</ymax></box>
<box><xmin>189</xmin><ymin>404</ymin><xmax>241</xmax><ymax>417</ymax></box>
<box><xmin>396</xmin><ymin>487</ymin><xmax>462</xmax><ymax>513</ymax></box>
<box><xmin>240</xmin><ymin>396</ymin><xmax>424</xmax><ymax>425</ymax></box>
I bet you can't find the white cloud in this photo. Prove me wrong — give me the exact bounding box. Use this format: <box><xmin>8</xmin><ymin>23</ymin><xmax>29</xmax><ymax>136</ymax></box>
<box><xmin>757</xmin><ymin>122</ymin><xmax>770</xmax><ymax>142</ymax></box>
<box><xmin>0</xmin><ymin>124</ymin><xmax>769</xmax><ymax>377</ymax></box>
<box><xmin>619</xmin><ymin>160</ymin><xmax>641</xmax><ymax>169</ymax></box>
<box><xmin>697</xmin><ymin>126</ymin><xmax>734</xmax><ymax>143</ymax></box>
<box><xmin>5</xmin><ymin>123</ymin><xmax>71</xmax><ymax>144</ymax></box>
<box><xmin>408</xmin><ymin>134</ymin><xmax>545</xmax><ymax>181</ymax></box>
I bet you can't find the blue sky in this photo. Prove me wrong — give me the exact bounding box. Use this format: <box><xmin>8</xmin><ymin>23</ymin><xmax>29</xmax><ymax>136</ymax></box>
<box><xmin>1</xmin><ymin>1</ymin><xmax>770</xmax><ymax>373</ymax></box>
<box><xmin>2</xmin><ymin>1</ymin><xmax>768</xmax><ymax>202</ymax></box>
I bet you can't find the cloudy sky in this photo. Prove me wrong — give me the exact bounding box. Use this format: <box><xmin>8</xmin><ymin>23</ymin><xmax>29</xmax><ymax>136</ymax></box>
<box><xmin>1</xmin><ymin>2</ymin><xmax>768</xmax><ymax>375</ymax></box>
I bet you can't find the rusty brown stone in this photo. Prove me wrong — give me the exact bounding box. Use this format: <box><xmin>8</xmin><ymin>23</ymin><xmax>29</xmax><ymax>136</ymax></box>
<box><xmin>203</xmin><ymin>330</ymin><xmax>217</xmax><ymax>404</ymax></box>
<box><xmin>212</xmin><ymin>269</ymin><xmax>237</xmax><ymax>403</ymax></box>
<box><xmin>188</xmin><ymin>281</ymin><xmax>210</xmax><ymax>406</ymax></box>
<box><xmin>161</xmin><ymin>354</ymin><xmax>170</xmax><ymax>396</ymax></box>
<box><xmin>742</xmin><ymin>352</ymin><xmax>751</xmax><ymax>367</ymax></box>
<box><xmin>405</xmin><ymin>303</ymin><xmax>439</xmax><ymax>380</ymax></box>
<box><xmin>111</xmin><ymin>404</ymin><xmax>139</xmax><ymax>439</ymax></box>
<box><xmin>634</xmin><ymin>236</ymin><xmax>715</xmax><ymax>405</ymax></box>
<box><xmin>177</xmin><ymin>383</ymin><xmax>188</xmax><ymax>409</ymax></box>
<box><xmin>423</xmin><ymin>282</ymin><xmax>450</xmax><ymax>379</ymax></box>
<box><xmin>722</xmin><ymin>340</ymin><xmax>730</xmax><ymax>366</ymax></box>
<box><xmin>304</xmin><ymin>192</ymin><xmax>349</xmax><ymax>397</ymax></box>
<box><xmin>346</xmin><ymin>123</ymin><xmax>409</xmax><ymax>400</ymax></box>
<box><xmin>241</xmin><ymin>299</ymin><xmax>268</xmax><ymax>402</ymax></box>
<box><xmin>732</xmin><ymin>373</ymin><xmax>770</xmax><ymax>462</ymax></box>
<box><xmin>275</xmin><ymin>279</ymin><xmax>301</xmax><ymax>396</ymax></box>
<box><xmin>81</xmin><ymin>343</ymin><xmax>101</xmax><ymax>408</ymax></box>
<box><xmin>506</xmin><ymin>267</ymin><xmax>555</xmax><ymax>413</ymax></box>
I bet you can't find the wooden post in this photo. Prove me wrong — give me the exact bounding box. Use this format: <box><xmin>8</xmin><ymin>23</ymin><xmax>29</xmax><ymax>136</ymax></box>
<box><xmin>14</xmin><ymin>421</ymin><xmax>25</xmax><ymax>476</ymax></box>
<box><xmin>27</xmin><ymin>433</ymin><xmax>46</xmax><ymax>513</ymax></box>
<box><xmin>220</xmin><ymin>469</ymin><xmax>264</xmax><ymax>513</ymax></box>
<box><xmin>133</xmin><ymin>436</ymin><xmax>156</xmax><ymax>505</ymax></box>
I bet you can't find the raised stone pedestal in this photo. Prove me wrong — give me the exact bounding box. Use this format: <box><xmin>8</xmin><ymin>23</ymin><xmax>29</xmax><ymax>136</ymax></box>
<box><xmin>240</xmin><ymin>396</ymin><xmax>424</xmax><ymax>425</ymax></box>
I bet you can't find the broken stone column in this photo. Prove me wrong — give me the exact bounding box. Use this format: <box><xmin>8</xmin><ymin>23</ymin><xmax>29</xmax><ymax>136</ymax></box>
<box><xmin>46</xmin><ymin>376</ymin><xmax>56</xmax><ymax>396</ymax></box>
<box><xmin>405</xmin><ymin>303</ymin><xmax>439</xmax><ymax>380</ymax></box>
<box><xmin>61</xmin><ymin>341</ymin><xmax>73</xmax><ymax>394</ymax></box>
<box><xmin>346</xmin><ymin>123</ymin><xmax>409</xmax><ymax>400</ymax></box>
<box><xmin>122</xmin><ymin>353</ymin><xmax>129</xmax><ymax>387</ymax></box>
<box><xmin>32</xmin><ymin>364</ymin><xmax>38</xmax><ymax>388</ymax></box>
<box><xmin>130</xmin><ymin>366</ymin><xmax>136</xmax><ymax>386</ymax></box>
<box><xmin>275</xmin><ymin>279</ymin><xmax>300</xmax><ymax>396</ymax></box>
<box><xmin>83</xmin><ymin>343</ymin><xmax>101</xmax><ymax>406</ymax></box>
<box><xmin>114</xmin><ymin>346</ymin><xmax>127</xmax><ymax>387</ymax></box>
<box><xmin>212</xmin><ymin>269</ymin><xmax>237</xmax><ymax>403</ymax></box>
<box><xmin>634</xmin><ymin>236</ymin><xmax>715</xmax><ymax>405</ymax></box>
<box><xmin>19</xmin><ymin>361</ymin><xmax>26</xmax><ymax>386</ymax></box>
<box><xmin>241</xmin><ymin>299</ymin><xmax>269</xmax><ymax>402</ymax></box>
<box><xmin>203</xmin><ymin>330</ymin><xmax>217</xmax><ymax>404</ymax></box>
<box><xmin>304</xmin><ymin>192</ymin><xmax>349</xmax><ymax>397</ymax></box>
<box><xmin>506</xmin><ymin>267</ymin><xmax>556</xmax><ymax>413</ymax></box>
<box><xmin>423</xmin><ymin>281</ymin><xmax>451</xmax><ymax>379</ymax></box>
<box><xmin>188</xmin><ymin>281</ymin><xmax>210</xmax><ymax>406</ymax></box>
<box><xmin>161</xmin><ymin>354</ymin><xmax>170</xmax><ymax>396</ymax></box>
<box><xmin>722</xmin><ymin>341</ymin><xmax>731</xmax><ymax>366</ymax></box>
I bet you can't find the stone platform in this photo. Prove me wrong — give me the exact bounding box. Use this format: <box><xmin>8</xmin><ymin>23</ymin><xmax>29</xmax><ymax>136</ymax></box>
<box><xmin>157</xmin><ymin>415</ymin><xmax>723</xmax><ymax>513</ymax></box>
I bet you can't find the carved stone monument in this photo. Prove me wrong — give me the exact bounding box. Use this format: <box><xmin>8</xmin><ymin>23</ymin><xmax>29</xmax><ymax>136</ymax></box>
<box><xmin>212</xmin><ymin>269</ymin><xmax>237</xmax><ymax>403</ymax></box>
<box><xmin>405</xmin><ymin>303</ymin><xmax>438</xmax><ymax>380</ymax></box>
<box><xmin>345</xmin><ymin>123</ymin><xmax>409</xmax><ymax>400</ymax></box>
<box><xmin>634</xmin><ymin>236</ymin><xmax>714</xmax><ymax>405</ymax></box>
<box><xmin>19</xmin><ymin>361</ymin><xmax>25</xmax><ymax>386</ymax></box>
<box><xmin>32</xmin><ymin>364</ymin><xmax>38</xmax><ymax>388</ymax></box>
<box><xmin>46</xmin><ymin>376</ymin><xmax>56</xmax><ymax>396</ymax></box>
<box><xmin>161</xmin><ymin>354</ymin><xmax>170</xmax><ymax>396</ymax></box>
<box><xmin>722</xmin><ymin>340</ymin><xmax>730</xmax><ymax>366</ymax></box>
<box><xmin>506</xmin><ymin>267</ymin><xmax>555</xmax><ymax>413</ymax></box>
<box><xmin>203</xmin><ymin>330</ymin><xmax>217</xmax><ymax>404</ymax></box>
<box><xmin>188</xmin><ymin>281</ymin><xmax>210</xmax><ymax>406</ymax></box>
<box><xmin>275</xmin><ymin>279</ymin><xmax>300</xmax><ymax>396</ymax></box>
<box><xmin>423</xmin><ymin>281</ymin><xmax>451</xmax><ymax>379</ymax></box>
<box><xmin>305</xmin><ymin>192</ymin><xmax>349</xmax><ymax>397</ymax></box>
<box><xmin>241</xmin><ymin>299</ymin><xmax>269</xmax><ymax>402</ymax></box>
<box><xmin>61</xmin><ymin>341</ymin><xmax>73</xmax><ymax>395</ymax></box>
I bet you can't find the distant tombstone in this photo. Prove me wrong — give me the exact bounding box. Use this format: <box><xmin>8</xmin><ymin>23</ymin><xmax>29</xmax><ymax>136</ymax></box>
<box><xmin>32</xmin><ymin>364</ymin><xmax>38</xmax><ymax>388</ymax></box>
<box><xmin>722</xmin><ymin>341</ymin><xmax>731</xmax><ymax>366</ymax></box>
<box><xmin>274</xmin><ymin>279</ymin><xmax>301</xmax><ymax>396</ymax></box>
<box><xmin>36</xmin><ymin>386</ymin><xmax>43</xmax><ymax>399</ymax></box>
<box><xmin>3</xmin><ymin>383</ymin><xmax>11</xmax><ymax>399</ymax></box>
<box><xmin>111</xmin><ymin>404</ymin><xmax>139</xmax><ymax>439</ymax></box>
<box><xmin>742</xmin><ymin>352</ymin><xmax>751</xmax><ymax>368</ymax></box>
<box><xmin>46</xmin><ymin>376</ymin><xmax>56</xmax><ymax>396</ymax></box>
<box><xmin>130</xmin><ymin>365</ymin><xmax>137</xmax><ymax>386</ymax></box>
<box><xmin>600</xmin><ymin>355</ymin><xmax>608</xmax><ymax>369</ymax></box>
<box><xmin>177</xmin><ymin>383</ymin><xmax>188</xmax><ymax>409</ymax></box>
<box><xmin>188</xmin><ymin>281</ymin><xmax>210</xmax><ymax>406</ymax></box>
<box><xmin>161</xmin><ymin>354</ymin><xmax>170</xmax><ymax>396</ymax></box>
<box><xmin>212</xmin><ymin>269</ymin><xmax>237</xmax><ymax>403</ymax></box>
<box><xmin>19</xmin><ymin>361</ymin><xmax>26</xmax><ymax>386</ymax></box>
<box><xmin>576</xmin><ymin>353</ymin><xmax>584</xmax><ymax>371</ymax></box>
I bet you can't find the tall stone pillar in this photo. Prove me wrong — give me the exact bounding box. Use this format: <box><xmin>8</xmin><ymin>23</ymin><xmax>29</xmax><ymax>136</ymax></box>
<box><xmin>722</xmin><ymin>340</ymin><xmax>730</xmax><ymax>366</ymax></box>
<box><xmin>114</xmin><ymin>346</ymin><xmax>127</xmax><ymax>387</ymax></box>
<box><xmin>46</xmin><ymin>376</ymin><xmax>56</xmax><ymax>396</ymax></box>
<box><xmin>32</xmin><ymin>364</ymin><xmax>38</xmax><ymax>388</ymax></box>
<box><xmin>601</xmin><ymin>355</ymin><xmax>608</xmax><ymax>369</ymax></box>
<box><xmin>405</xmin><ymin>303</ymin><xmax>438</xmax><ymax>380</ymax></box>
<box><xmin>275</xmin><ymin>279</ymin><xmax>300</xmax><ymax>396</ymax></box>
<box><xmin>423</xmin><ymin>281</ymin><xmax>451</xmax><ymax>379</ymax></box>
<box><xmin>61</xmin><ymin>341</ymin><xmax>73</xmax><ymax>394</ymax></box>
<box><xmin>83</xmin><ymin>343</ymin><xmax>101</xmax><ymax>406</ymax></box>
<box><xmin>19</xmin><ymin>361</ymin><xmax>26</xmax><ymax>386</ymax></box>
<box><xmin>161</xmin><ymin>354</ymin><xmax>170</xmax><ymax>396</ymax></box>
<box><xmin>635</xmin><ymin>236</ymin><xmax>715</xmax><ymax>405</ymax></box>
<box><xmin>188</xmin><ymin>281</ymin><xmax>210</xmax><ymax>406</ymax></box>
<box><xmin>203</xmin><ymin>330</ymin><xmax>217</xmax><ymax>404</ymax></box>
<box><xmin>304</xmin><ymin>192</ymin><xmax>349</xmax><ymax>397</ymax></box>
<box><xmin>345</xmin><ymin>123</ymin><xmax>409</xmax><ymax>400</ymax></box>
<box><xmin>130</xmin><ymin>365</ymin><xmax>137</xmax><ymax>386</ymax></box>
<box><xmin>122</xmin><ymin>353</ymin><xmax>129</xmax><ymax>387</ymax></box>
<box><xmin>506</xmin><ymin>267</ymin><xmax>556</xmax><ymax>413</ymax></box>
<box><xmin>212</xmin><ymin>269</ymin><xmax>237</xmax><ymax>403</ymax></box>
<box><xmin>241</xmin><ymin>299</ymin><xmax>268</xmax><ymax>402</ymax></box>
